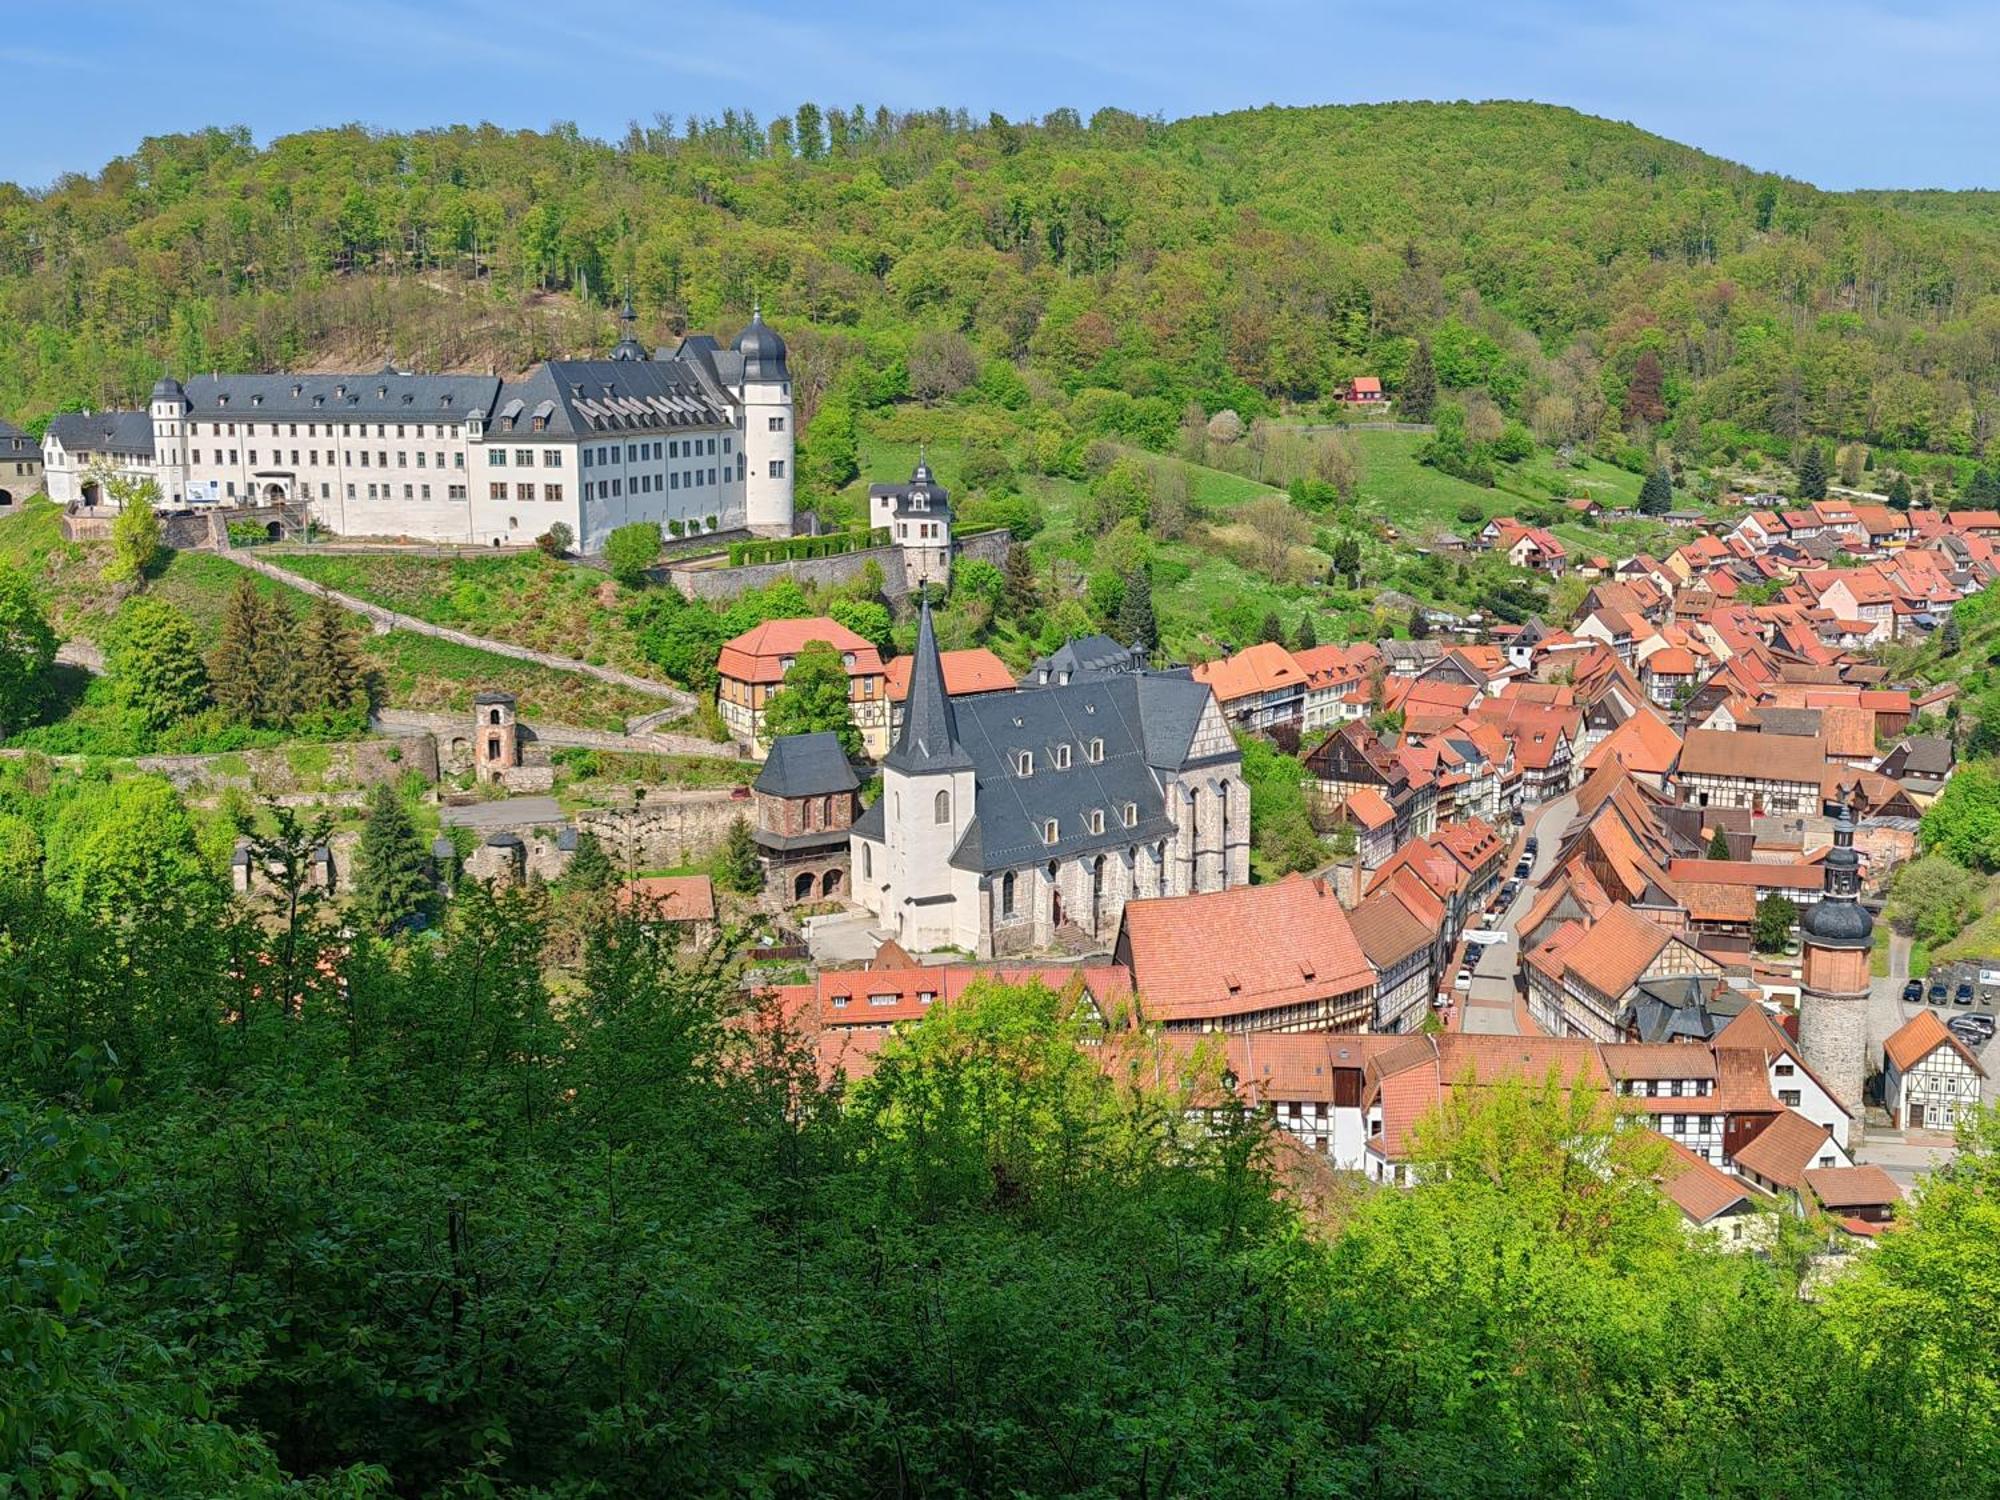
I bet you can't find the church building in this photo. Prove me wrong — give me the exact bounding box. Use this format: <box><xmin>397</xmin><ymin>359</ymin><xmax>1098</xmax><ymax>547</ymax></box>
<box><xmin>847</xmin><ymin>602</ymin><xmax>1249</xmax><ymax>956</ymax></box>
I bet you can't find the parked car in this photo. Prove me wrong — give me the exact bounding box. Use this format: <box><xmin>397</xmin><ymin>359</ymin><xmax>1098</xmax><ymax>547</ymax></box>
<box><xmin>1903</xmin><ymin>979</ymin><xmax>1924</xmax><ymax>1004</ymax></box>
<box><xmin>1514</xmin><ymin>860</ymin><xmax>1532</xmax><ymax>879</ymax></box>
<box><xmin>1955</xmin><ymin>982</ymin><xmax>1976</xmax><ymax>1006</ymax></box>
<box><xmin>1453</xmin><ymin>969</ymin><xmax>1472</xmax><ymax>990</ymax></box>
<box><xmin>1524</xmin><ymin>836</ymin><xmax>1539</xmax><ymax>856</ymax></box>
<box><xmin>1948</xmin><ymin>1017</ymin><xmax>1994</xmax><ymax>1046</ymax></box>
<box><xmin>1929</xmin><ymin>981</ymin><xmax>1949</xmax><ymax>1005</ymax></box>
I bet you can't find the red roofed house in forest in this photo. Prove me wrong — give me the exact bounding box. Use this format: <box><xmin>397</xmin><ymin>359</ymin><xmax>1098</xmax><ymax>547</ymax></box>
<box><xmin>1344</xmin><ymin>375</ymin><xmax>1386</xmax><ymax>405</ymax></box>
<box><xmin>717</xmin><ymin>616</ymin><xmax>889</xmax><ymax>754</ymax></box>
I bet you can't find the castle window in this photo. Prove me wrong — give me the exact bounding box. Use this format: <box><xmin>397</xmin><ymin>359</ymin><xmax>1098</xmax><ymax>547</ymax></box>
<box><xmin>1016</xmin><ymin>751</ymin><xmax>1033</xmax><ymax>777</ymax></box>
<box><xmin>1088</xmin><ymin>737</ymin><xmax>1104</xmax><ymax>763</ymax></box>
<box><xmin>1054</xmin><ymin>745</ymin><xmax>1072</xmax><ymax>769</ymax></box>
<box><xmin>489</xmin><ymin>708</ymin><xmax>503</xmax><ymax>726</ymax></box>
<box><xmin>934</xmin><ymin>790</ymin><xmax>950</xmax><ymax>824</ymax></box>
<box><xmin>1123</xmin><ymin>803</ymin><xmax>1137</xmax><ymax>828</ymax></box>
<box><xmin>862</xmin><ymin>844</ymin><xmax>872</xmax><ymax>878</ymax></box>
<box><xmin>1043</xmin><ymin>819</ymin><xmax>1059</xmax><ymax>845</ymax></box>
<box><xmin>1001</xmin><ymin>871</ymin><xmax>1017</xmax><ymax>917</ymax></box>
<box><xmin>1088</xmin><ymin>810</ymin><xmax>1104</xmax><ymax>835</ymax></box>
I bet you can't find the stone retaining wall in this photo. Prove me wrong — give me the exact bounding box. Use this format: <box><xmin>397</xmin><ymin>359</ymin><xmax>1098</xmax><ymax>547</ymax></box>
<box><xmin>666</xmin><ymin>529</ymin><xmax>1011</xmax><ymax>603</ymax></box>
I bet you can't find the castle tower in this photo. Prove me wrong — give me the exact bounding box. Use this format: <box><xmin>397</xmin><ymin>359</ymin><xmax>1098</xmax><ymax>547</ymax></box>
<box><xmin>473</xmin><ymin>690</ymin><xmax>519</xmax><ymax>784</ymax></box>
<box><xmin>733</xmin><ymin>305</ymin><xmax>795</xmax><ymax>537</ymax></box>
<box><xmin>148</xmin><ymin>375</ymin><xmax>190</xmax><ymax>506</ymax></box>
<box><xmin>1798</xmin><ymin>799</ymin><xmax>1873</xmax><ymax>1138</ymax></box>
<box><xmin>874</xmin><ymin>598</ymin><xmax>975</xmax><ymax>946</ymax></box>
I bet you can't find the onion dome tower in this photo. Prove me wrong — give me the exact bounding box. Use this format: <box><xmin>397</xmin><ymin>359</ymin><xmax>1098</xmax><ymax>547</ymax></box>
<box><xmin>1798</xmin><ymin>798</ymin><xmax>1873</xmax><ymax>1135</ymax></box>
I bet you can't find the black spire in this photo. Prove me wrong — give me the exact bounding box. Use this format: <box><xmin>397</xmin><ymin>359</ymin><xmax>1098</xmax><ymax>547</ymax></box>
<box><xmin>884</xmin><ymin>597</ymin><xmax>971</xmax><ymax>773</ymax></box>
<box><xmin>610</xmin><ymin>290</ymin><xmax>648</xmax><ymax>361</ymax></box>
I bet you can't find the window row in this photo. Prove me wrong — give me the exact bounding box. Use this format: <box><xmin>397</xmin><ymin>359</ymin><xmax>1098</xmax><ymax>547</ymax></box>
<box><xmin>484</xmin><ymin>483</ymin><xmax>565</xmax><ymax>502</ymax></box>
<box><xmin>199</xmin><ymin>421</ymin><xmax>460</xmax><ymax>439</ymax></box>
<box><xmin>1039</xmin><ymin>803</ymin><xmax>1140</xmax><ymax>843</ymax></box>
<box><xmin>1013</xmin><ymin>739</ymin><xmax>1107</xmax><ymax>776</ymax></box>
<box><xmin>348</xmin><ymin>483</ymin><xmax>471</xmax><ymax>501</ymax></box>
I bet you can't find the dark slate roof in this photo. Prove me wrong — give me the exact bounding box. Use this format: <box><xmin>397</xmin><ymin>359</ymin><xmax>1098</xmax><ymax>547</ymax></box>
<box><xmin>733</xmin><ymin>308</ymin><xmax>788</xmax><ymax>382</ymax></box>
<box><xmin>943</xmin><ymin>670</ymin><xmax>1229</xmax><ymax>873</ymax></box>
<box><xmin>1026</xmin><ymin>635</ymin><xmax>1147</xmax><ymax>687</ymax></box>
<box><xmin>491</xmin><ymin>354</ymin><xmax>734</xmax><ymax>439</ymax></box>
<box><xmin>473</xmin><ymin>690</ymin><xmax>516</xmax><ymax>705</ymax></box>
<box><xmin>884</xmin><ymin>601</ymin><xmax>973</xmax><ymax>774</ymax></box>
<box><xmin>45</xmin><ymin>410</ymin><xmax>155</xmax><ymax>458</ymax></box>
<box><xmin>868</xmin><ymin>460</ymin><xmax>953</xmax><ymax>519</ymax></box>
<box><xmin>1757</xmin><ymin>707</ymin><xmax>1823</xmax><ymax>738</ymax></box>
<box><xmin>755</xmin><ymin>731</ymin><xmax>860</xmax><ymax>797</ymax></box>
<box><xmin>1889</xmin><ymin>736</ymin><xmax>1953</xmax><ymax>778</ymax></box>
<box><xmin>181</xmin><ymin>372</ymin><xmax>500</xmax><ymax>423</ymax></box>
<box><xmin>0</xmin><ymin>418</ymin><xmax>33</xmax><ymax>458</ymax></box>
<box><xmin>1624</xmin><ymin>974</ymin><xmax>1733</xmax><ymax>1043</ymax></box>
<box><xmin>852</xmin><ymin>796</ymin><xmax>886</xmax><ymax>841</ymax></box>
<box><xmin>660</xmin><ymin>334</ymin><xmax>747</xmax><ymax>388</ymax></box>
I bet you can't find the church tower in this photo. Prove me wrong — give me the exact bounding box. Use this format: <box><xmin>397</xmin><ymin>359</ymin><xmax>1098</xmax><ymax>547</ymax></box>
<box><xmin>1798</xmin><ymin>799</ymin><xmax>1873</xmax><ymax>1138</ymax></box>
<box><xmin>733</xmin><ymin>305</ymin><xmax>795</xmax><ymax>537</ymax></box>
<box><xmin>875</xmin><ymin>598</ymin><xmax>975</xmax><ymax>948</ymax></box>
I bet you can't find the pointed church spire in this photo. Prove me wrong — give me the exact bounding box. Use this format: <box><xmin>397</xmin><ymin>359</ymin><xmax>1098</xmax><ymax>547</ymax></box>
<box><xmin>885</xmin><ymin>596</ymin><xmax>971</xmax><ymax>773</ymax></box>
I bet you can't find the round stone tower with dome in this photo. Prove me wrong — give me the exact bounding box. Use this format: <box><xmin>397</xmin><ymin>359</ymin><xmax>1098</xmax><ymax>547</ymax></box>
<box><xmin>1798</xmin><ymin>798</ymin><xmax>1872</xmax><ymax>1139</ymax></box>
<box><xmin>735</xmin><ymin>305</ymin><xmax>794</xmax><ymax>536</ymax></box>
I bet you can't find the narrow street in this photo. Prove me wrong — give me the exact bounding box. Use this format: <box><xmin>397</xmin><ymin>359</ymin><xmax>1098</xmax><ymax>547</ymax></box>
<box><xmin>1457</xmin><ymin>791</ymin><xmax>1577</xmax><ymax>1036</ymax></box>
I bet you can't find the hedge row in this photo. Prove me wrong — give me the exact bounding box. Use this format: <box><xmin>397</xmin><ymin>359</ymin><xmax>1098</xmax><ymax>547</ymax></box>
<box><xmin>727</xmin><ymin>528</ymin><xmax>890</xmax><ymax>567</ymax></box>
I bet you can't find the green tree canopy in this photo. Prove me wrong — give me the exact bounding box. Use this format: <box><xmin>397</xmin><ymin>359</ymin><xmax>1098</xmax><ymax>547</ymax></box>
<box><xmin>0</xmin><ymin>562</ymin><xmax>57</xmax><ymax>736</ymax></box>
<box><xmin>106</xmin><ymin>596</ymin><xmax>209</xmax><ymax>730</ymax></box>
<box><xmin>604</xmin><ymin>521</ymin><xmax>662</xmax><ymax>586</ymax></box>
<box><xmin>103</xmin><ymin>478</ymin><xmax>165</xmax><ymax>584</ymax></box>
<box><xmin>42</xmin><ymin>774</ymin><xmax>213</xmax><ymax>918</ymax></box>
<box><xmin>762</xmin><ymin>638</ymin><xmax>859</xmax><ymax>754</ymax></box>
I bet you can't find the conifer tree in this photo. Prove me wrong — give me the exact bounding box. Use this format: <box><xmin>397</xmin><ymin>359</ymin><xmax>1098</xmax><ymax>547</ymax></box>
<box><xmin>208</xmin><ymin>575</ymin><xmax>270</xmax><ymax>723</ymax></box>
<box><xmin>1887</xmin><ymin>472</ymin><xmax>1914</xmax><ymax>512</ymax></box>
<box><xmin>1258</xmin><ymin>611</ymin><xmax>1286</xmax><ymax>645</ymax></box>
<box><xmin>1116</xmin><ymin>567</ymin><xmax>1157</xmax><ymax>651</ymax></box>
<box><xmin>564</xmin><ymin>830</ymin><xmax>615</xmax><ymax>891</ymax></box>
<box><xmin>247</xmin><ymin>595</ymin><xmax>302</xmax><ymax>728</ymax></box>
<box><xmin>715</xmin><ymin>814</ymin><xmax>763</xmax><ymax>895</ymax></box>
<box><xmin>295</xmin><ymin>595</ymin><xmax>372</xmax><ymax>727</ymax></box>
<box><xmin>1400</xmin><ymin>338</ymin><xmax>1437</xmax><ymax>421</ymax></box>
<box><xmin>1708</xmin><ymin>825</ymin><xmax>1733</xmax><ymax>860</ymax></box>
<box><xmin>1941</xmin><ymin>609</ymin><xmax>1962</xmax><ymax>655</ymax></box>
<box><xmin>1639</xmin><ymin>465</ymin><xmax>1673</xmax><ymax>514</ymax></box>
<box><xmin>1797</xmin><ymin>445</ymin><xmax>1829</xmax><ymax>500</ymax></box>
<box><xmin>1293</xmin><ymin>614</ymin><xmax>1317</xmax><ymax>653</ymax></box>
<box><xmin>349</xmin><ymin>782</ymin><xmax>435</xmax><ymax>935</ymax></box>
<box><xmin>1002</xmin><ymin>544</ymin><xmax>1039</xmax><ymax>618</ymax></box>
<box><xmin>1408</xmin><ymin>608</ymin><xmax>1431</xmax><ymax>640</ymax></box>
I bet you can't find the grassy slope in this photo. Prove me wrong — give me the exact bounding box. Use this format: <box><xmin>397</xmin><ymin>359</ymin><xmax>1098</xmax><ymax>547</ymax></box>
<box><xmin>275</xmin><ymin>550</ymin><xmax>665</xmax><ymax>677</ymax></box>
<box><xmin>0</xmin><ymin>501</ymin><xmax>660</xmax><ymax>731</ymax></box>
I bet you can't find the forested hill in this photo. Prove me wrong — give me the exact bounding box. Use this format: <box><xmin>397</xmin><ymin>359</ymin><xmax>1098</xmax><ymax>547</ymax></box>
<box><xmin>6</xmin><ymin>99</ymin><xmax>2000</xmax><ymax>466</ymax></box>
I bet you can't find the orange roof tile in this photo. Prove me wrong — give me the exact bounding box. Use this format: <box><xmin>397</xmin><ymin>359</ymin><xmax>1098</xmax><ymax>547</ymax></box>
<box><xmin>1733</xmin><ymin>1110</ymin><xmax>1835</xmax><ymax>1190</ymax></box>
<box><xmin>1803</xmin><ymin>1165</ymin><xmax>1903</xmax><ymax>1210</ymax></box>
<box><xmin>1121</xmin><ymin>876</ymin><xmax>1374</xmax><ymax>1024</ymax></box>
<box><xmin>717</xmin><ymin>616</ymin><xmax>883</xmax><ymax>685</ymax></box>
<box><xmin>1653</xmin><ymin>1133</ymin><xmax>1759</xmax><ymax>1224</ymax></box>
<box><xmin>1883</xmin><ymin>1008</ymin><xmax>1986</xmax><ymax>1075</ymax></box>
<box><xmin>1190</xmin><ymin>641</ymin><xmax>1306</xmax><ymax>704</ymax></box>
<box><xmin>883</xmin><ymin>647</ymin><xmax>1015</xmax><ymax>702</ymax></box>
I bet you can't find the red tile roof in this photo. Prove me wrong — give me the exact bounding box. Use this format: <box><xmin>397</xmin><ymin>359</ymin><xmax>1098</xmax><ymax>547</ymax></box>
<box><xmin>1653</xmin><ymin>1134</ymin><xmax>1758</xmax><ymax>1224</ymax></box>
<box><xmin>1732</xmin><ymin>1109</ymin><xmax>1836</xmax><ymax>1189</ymax></box>
<box><xmin>1803</xmin><ymin>1164</ymin><xmax>1902</xmax><ymax>1211</ymax></box>
<box><xmin>717</xmin><ymin>616</ymin><xmax>883</xmax><ymax>685</ymax></box>
<box><xmin>1120</xmin><ymin>875</ymin><xmax>1374</xmax><ymax>1024</ymax></box>
<box><xmin>1883</xmin><ymin>1008</ymin><xmax>1986</xmax><ymax>1075</ymax></box>
<box><xmin>884</xmin><ymin>647</ymin><xmax>1015</xmax><ymax>701</ymax></box>
<box><xmin>1191</xmin><ymin>641</ymin><xmax>1306</xmax><ymax>704</ymax></box>
<box><xmin>618</xmin><ymin>874</ymin><xmax>716</xmax><ymax>922</ymax></box>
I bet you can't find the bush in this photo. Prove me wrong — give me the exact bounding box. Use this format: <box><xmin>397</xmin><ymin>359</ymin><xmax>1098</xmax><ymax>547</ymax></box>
<box><xmin>604</xmin><ymin>521</ymin><xmax>662</xmax><ymax>586</ymax></box>
<box><xmin>536</xmin><ymin>522</ymin><xmax>574</xmax><ymax>558</ymax></box>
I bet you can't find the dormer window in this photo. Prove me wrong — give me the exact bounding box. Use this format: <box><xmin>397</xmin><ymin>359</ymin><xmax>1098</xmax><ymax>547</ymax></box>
<box><xmin>217</xmin><ymin>394</ymin><xmax>229</xmax><ymax>407</ymax></box>
<box><xmin>1122</xmin><ymin>802</ymin><xmax>1137</xmax><ymax>828</ymax></box>
<box><xmin>1088</xmin><ymin>810</ymin><xmax>1104</xmax><ymax>835</ymax></box>
<box><xmin>1042</xmin><ymin>819</ymin><xmax>1059</xmax><ymax>844</ymax></box>
<box><xmin>249</xmin><ymin>393</ymin><xmax>262</xmax><ymax>406</ymax></box>
<box><xmin>1016</xmin><ymin>750</ymin><xmax>1033</xmax><ymax>777</ymax></box>
<box><xmin>1054</xmin><ymin>744</ymin><xmax>1072</xmax><ymax>770</ymax></box>
<box><xmin>1087</xmin><ymin>737</ymin><xmax>1104</xmax><ymax>763</ymax></box>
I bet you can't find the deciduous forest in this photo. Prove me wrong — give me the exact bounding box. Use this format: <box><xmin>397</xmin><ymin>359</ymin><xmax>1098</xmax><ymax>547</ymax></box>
<box><xmin>3</xmin><ymin>860</ymin><xmax>1998</xmax><ymax>1496</ymax></box>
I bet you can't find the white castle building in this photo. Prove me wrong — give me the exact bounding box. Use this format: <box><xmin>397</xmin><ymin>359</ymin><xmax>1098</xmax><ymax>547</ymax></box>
<box><xmin>40</xmin><ymin>303</ymin><xmax>794</xmax><ymax>552</ymax></box>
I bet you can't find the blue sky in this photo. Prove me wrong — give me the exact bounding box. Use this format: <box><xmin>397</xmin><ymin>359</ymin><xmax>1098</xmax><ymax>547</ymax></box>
<box><xmin>6</xmin><ymin>0</ymin><xmax>1998</xmax><ymax>192</ymax></box>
